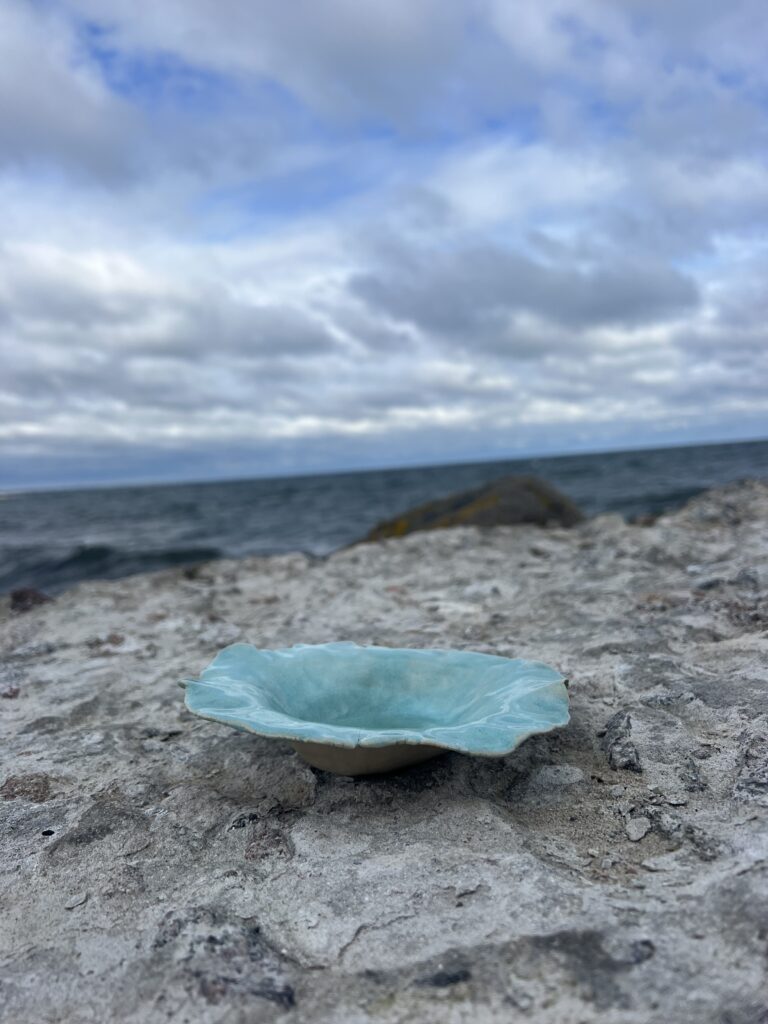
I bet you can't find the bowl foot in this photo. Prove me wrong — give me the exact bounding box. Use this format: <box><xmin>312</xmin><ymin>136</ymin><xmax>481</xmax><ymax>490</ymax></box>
<box><xmin>291</xmin><ymin>741</ymin><xmax>443</xmax><ymax>775</ymax></box>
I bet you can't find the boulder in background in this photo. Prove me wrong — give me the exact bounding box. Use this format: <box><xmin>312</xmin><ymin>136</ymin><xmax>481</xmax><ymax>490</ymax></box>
<box><xmin>364</xmin><ymin>474</ymin><xmax>584</xmax><ymax>542</ymax></box>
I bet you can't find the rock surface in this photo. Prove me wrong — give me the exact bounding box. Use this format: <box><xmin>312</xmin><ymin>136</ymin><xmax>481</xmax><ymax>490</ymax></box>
<box><xmin>2</xmin><ymin>480</ymin><xmax>768</xmax><ymax>1023</ymax></box>
<box><xmin>364</xmin><ymin>474</ymin><xmax>583</xmax><ymax>541</ymax></box>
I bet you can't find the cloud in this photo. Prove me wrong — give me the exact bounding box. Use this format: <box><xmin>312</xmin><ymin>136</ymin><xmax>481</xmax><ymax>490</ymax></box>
<box><xmin>0</xmin><ymin>0</ymin><xmax>765</xmax><ymax>486</ymax></box>
<box><xmin>351</xmin><ymin>239</ymin><xmax>699</xmax><ymax>347</ymax></box>
<box><xmin>0</xmin><ymin>2</ymin><xmax>139</xmax><ymax>179</ymax></box>
<box><xmin>64</xmin><ymin>0</ymin><xmax>478</xmax><ymax>125</ymax></box>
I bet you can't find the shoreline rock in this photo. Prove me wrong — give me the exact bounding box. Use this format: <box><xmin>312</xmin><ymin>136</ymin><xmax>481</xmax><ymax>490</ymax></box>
<box><xmin>363</xmin><ymin>474</ymin><xmax>583</xmax><ymax>542</ymax></box>
<box><xmin>1</xmin><ymin>480</ymin><xmax>767</xmax><ymax>1023</ymax></box>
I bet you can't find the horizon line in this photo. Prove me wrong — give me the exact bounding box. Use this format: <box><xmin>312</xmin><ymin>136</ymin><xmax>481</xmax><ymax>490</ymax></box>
<box><xmin>2</xmin><ymin>433</ymin><xmax>767</xmax><ymax>497</ymax></box>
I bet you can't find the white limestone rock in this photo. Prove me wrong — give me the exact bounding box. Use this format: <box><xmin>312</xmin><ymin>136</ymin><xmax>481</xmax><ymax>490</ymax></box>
<box><xmin>2</xmin><ymin>480</ymin><xmax>768</xmax><ymax>1023</ymax></box>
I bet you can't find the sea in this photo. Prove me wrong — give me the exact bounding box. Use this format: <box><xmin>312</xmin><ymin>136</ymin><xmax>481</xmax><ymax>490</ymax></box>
<box><xmin>1</xmin><ymin>439</ymin><xmax>767</xmax><ymax>595</ymax></box>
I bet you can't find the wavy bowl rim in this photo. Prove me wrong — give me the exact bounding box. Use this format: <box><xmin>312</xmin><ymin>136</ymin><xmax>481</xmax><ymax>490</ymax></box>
<box><xmin>183</xmin><ymin>641</ymin><xmax>570</xmax><ymax>756</ymax></box>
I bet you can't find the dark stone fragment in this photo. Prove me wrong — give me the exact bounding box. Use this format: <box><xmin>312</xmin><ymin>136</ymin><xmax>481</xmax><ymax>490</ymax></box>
<box><xmin>196</xmin><ymin>973</ymin><xmax>295</xmax><ymax>1008</ymax></box>
<box><xmin>140</xmin><ymin>727</ymin><xmax>183</xmax><ymax>743</ymax></box>
<box><xmin>363</xmin><ymin>475</ymin><xmax>583</xmax><ymax>542</ymax></box>
<box><xmin>601</xmin><ymin>711</ymin><xmax>642</xmax><ymax>773</ymax></box>
<box><xmin>416</xmin><ymin>968</ymin><xmax>472</xmax><ymax>988</ymax></box>
<box><xmin>733</xmin><ymin>741</ymin><xmax>768</xmax><ymax>805</ymax></box>
<box><xmin>641</xmin><ymin>690</ymin><xmax>695</xmax><ymax>708</ymax></box>
<box><xmin>680</xmin><ymin>756</ymin><xmax>708</xmax><ymax>793</ymax></box>
<box><xmin>625</xmin><ymin>940</ymin><xmax>656</xmax><ymax>964</ymax></box>
<box><xmin>361</xmin><ymin>969</ymin><xmax>387</xmax><ymax>984</ymax></box>
<box><xmin>684</xmin><ymin>824</ymin><xmax>722</xmax><ymax>862</ymax></box>
<box><xmin>229</xmin><ymin>812</ymin><xmax>259</xmax><ymax>830</ymax></box>
<box><xmin>697</xmin><ymin>578</ymin><xmax>725</xmax><ymax>591</ymax></box>
<box><xmin>10</xmin><ymin>588</ymin><xmax>53</xmax><ymax>613</ymax></box>
<box><xmin>250</xmin><ymin>982</ymin><xmax>296</xmax><ymax>1009</ymax></box>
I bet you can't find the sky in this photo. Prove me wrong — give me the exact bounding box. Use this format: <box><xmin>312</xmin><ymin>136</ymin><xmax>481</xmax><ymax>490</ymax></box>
<box><xmin>1</xmin><ymin>0</ymin><xmax>767</xmax><ymax>489</ymax></box>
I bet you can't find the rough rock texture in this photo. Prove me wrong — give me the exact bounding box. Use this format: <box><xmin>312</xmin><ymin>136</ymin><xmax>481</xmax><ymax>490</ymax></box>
<box><xmin>2</xmin><ymin>480</ymin><xmax>768</xmax><ymax>1024</ymax></box>
<box><xmin>364</xmin><ymin>474</ymin><xmax>583</xmax><ymax>541</ymax></box>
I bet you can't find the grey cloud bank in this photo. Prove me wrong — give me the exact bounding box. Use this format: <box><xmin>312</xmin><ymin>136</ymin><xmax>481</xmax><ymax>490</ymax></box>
<box><xmin>0</xmin><ymin>0</ymin><xmax>766</xmax><ymax>487</ymax></box>
<box><xmin>351</xmin><ymin>245</ymin><xmax>700</xmax><ymax>336</ymax></box>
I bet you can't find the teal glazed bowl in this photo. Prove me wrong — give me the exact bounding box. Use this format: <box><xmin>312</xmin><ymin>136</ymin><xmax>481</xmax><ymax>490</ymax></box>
<box><xmin>184</xmin><ymin>642</ymin><xmax>570</xmax><ymax>775</ymax></box>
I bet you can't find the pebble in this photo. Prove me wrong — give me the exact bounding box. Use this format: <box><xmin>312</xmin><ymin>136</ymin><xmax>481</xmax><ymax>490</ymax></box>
<box><xmin>508</xmin><ymin>989</ymin><xmax>533</xmax><ymax>1011</ymax></box>
<box><xmin>641</xmin><ymin>853</ymin><xmax>681</xmax><ymax>873</ymax></box>
<box><xmin>462</xmin><ymin>582</ymin><xmax>503</xmax><ymax>602</ymax></box>
<box><xmin>529</xmin><ymin>765</ymin><xmax>585</xmax><ymax>788</ymax></box>
<box><xmin>64</xmin><ymin>892</ymin><xmax>88</xmax><ymax>910</ymax></box>
<box><xmin>626</xmin><ymin>817</ymin><xmax>652</xmax><ymax>842</ymax></box>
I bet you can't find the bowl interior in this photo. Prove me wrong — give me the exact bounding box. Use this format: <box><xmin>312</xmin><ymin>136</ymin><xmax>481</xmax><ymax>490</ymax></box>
<box><xmin>274</xmin><ymin>647</ymin><xmax>520</xmax><ymax>729</ymax></box>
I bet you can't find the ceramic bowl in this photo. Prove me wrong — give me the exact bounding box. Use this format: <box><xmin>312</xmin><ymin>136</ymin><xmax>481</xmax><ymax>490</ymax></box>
<box><xmin>184</xmin><ymin>641</ymin><xmax>569</xmax><ymax>775</ymax></box>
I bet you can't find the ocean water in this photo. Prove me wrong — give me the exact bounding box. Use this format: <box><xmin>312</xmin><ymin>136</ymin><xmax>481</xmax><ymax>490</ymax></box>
<box><xmin>1</xmin><ymin>439</ymin><xmax>767</xmax><ymax>595</ymax></box>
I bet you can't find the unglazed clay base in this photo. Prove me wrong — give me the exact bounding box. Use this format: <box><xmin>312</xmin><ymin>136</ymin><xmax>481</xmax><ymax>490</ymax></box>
<box><xmin>290</xmin><ymin>739</ymin><xmax>444</xmax><ymax>775</ymax></box>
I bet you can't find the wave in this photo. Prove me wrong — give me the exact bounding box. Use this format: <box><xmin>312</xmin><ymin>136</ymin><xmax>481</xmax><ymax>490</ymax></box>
<box><xmin>0</xmin><ymin>543</ymin><xmax>224</xmax><ymax>595</ymax></box>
